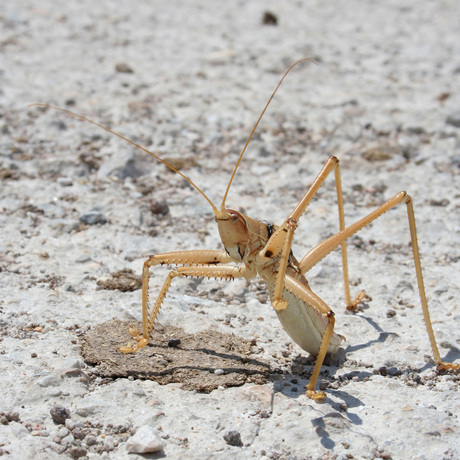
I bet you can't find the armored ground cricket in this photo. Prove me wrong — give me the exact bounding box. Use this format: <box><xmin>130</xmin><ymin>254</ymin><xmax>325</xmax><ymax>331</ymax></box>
<box><xmin>33</xmin><ymin>58</ymin><xmax>459</xmax><ymax>400</ymax></box>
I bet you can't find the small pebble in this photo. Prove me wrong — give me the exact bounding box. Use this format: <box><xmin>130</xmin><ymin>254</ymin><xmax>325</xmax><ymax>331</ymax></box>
<box><xmin>125</xmin><ymin>425</ymin><xmax>164</xmax><ymax>454</ymax></box>
<box><xmin>262</xmin><ymin>11</ymin><xmax>278</xmax><ymax>25</ymax></box>
<box><xmin>57</xmin><ymin>177</ymin><xmax>73</xmax><ymax>186</ymax></box>
<box><xmin>75</xmin><ymin>255</ymin><xmax>91</xmax><ymax>263</ymax></box>
<box><xmin>85</xmin><ymin>435</ymin><xmax>97</xmax><ymax>446</ymax></box>
<box><xmin>65</xmin><ymin>419</ymin><xmax>75</xmax><ymax>431</ymax></box>
<box><xmin>50</xmin><ymin>406</ymin><xmax>71</xmax><ymax>425</ymax></box>
<box><xmin>6</xmin><ymin>412</ymin><xmax>19</xmax><ymax>422</ymax></box>
<box><xmin>426</xmin><ymin>371</ymin><xmax>436</xmax><ymax>380</ymax></box>
<box><xmin>72</xmin><ymin>429</ymin><xmax>85</xmax><ymax>440</ymax></box>
<box><xmin>61</xmin><ymin>433</ymin><xmax>75</xmax><ymax>444</ymax></box>
<box><xmin>223</xmin><ymin>430</ymin><xmax>243</xmax><ymax>447</ymax></box>
<box><xmin>49</xmin><ymin>389</ymin><xmax>62</xmax><ymax>397</ymax></box>
<box><xmin>104</xmin><ymin>435</ymin><xmax>115</xmax><ymax>451</ymax></box>
<box><xmin>75</xmin><ymin>408</ymin><xmax>90</xmax><ymax>417</ymax></box>
<box><xmin>79</xmin><ymin>211</ymin><xmax>107</xmax><ymax>225</ymax></box>
<box><xmin>68</xmin><ymin>446</ymin><xmax>87</xmax><ymax>459</ymax></box>
<box><xmin>115</xmin><ymin>62</ymin><xmax>134</xmax><ymax>73</ymax></box>
<box><xmin>214</xmin><ymin>369</ymin><xmax>224</xmax><ymax>376</ymax></box>
<box><xmin>339</xmin><ymin>403</ymin><xmax>348</xmax><ymax>412</ymax></box>
<box><xmin>168</xmin><ymin>338</ymin><xmax>181</xmax><ymax>347</ymax></box>
<box><xmin>150</xmin><ymin>199</ymin><xmax>170</xmax><ymax>216</ymax></box>
<box><xmin>446</xmin><ymin>113</ymin><xmax>460</xmax><ymax>128</ymax></box>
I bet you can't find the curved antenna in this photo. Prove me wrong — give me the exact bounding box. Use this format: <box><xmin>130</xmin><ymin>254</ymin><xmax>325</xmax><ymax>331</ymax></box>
<box><xmin>220</xmin><ymin>58</ymin><xmax>317</xmax><ymax>212</ymax></box>
<box><xmin>29</xmin><ymin>104</ymin><xmax>220</xmax><ymax>215</ymax></box>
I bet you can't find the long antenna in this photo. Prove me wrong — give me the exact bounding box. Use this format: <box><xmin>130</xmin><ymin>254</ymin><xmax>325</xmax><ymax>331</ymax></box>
<box><xmin>29</xmin><ymin>104</ymin><xmax>220</xmax><ymax>215</ymax></box>
<box><xmin>220</xmin><ymin>58</ymin><xmax>317</xmax><ymax>212</ymax></box>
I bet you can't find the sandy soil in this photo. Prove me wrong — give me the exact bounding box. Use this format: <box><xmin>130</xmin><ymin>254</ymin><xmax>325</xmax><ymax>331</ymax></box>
<box><xmin>1</xmin><ymin>1</ymin><xmax>460</xmax><ymax>458</ymax></box>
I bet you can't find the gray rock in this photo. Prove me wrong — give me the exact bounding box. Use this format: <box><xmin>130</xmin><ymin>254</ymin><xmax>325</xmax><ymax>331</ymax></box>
<box><xmin>68</xmin><ymin>446</ymin><xmax>87</xmax><ymax>459</ymax></box>
<box><xmin>223</xmin><ymin>430</ymin><xmax>243</xmax><ymax>447</ymax></box>
<box><xmin>50</xmin><ymin>406</ymin><xmax>71</xmax><ymax>425</ymax></box>
<box><xmin>79</xmin><ymin>209</ymin><xmax>107</xmax><ymax>225</ymax></box>
<box><xmin>446</xmin><ymin>113</ymin><xmax>460</xmax><ymax>128</ymax></box>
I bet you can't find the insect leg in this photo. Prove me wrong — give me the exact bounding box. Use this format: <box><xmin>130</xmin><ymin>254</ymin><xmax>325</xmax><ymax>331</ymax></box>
<box><xmin>299</xmin><ymin>191</ymin><xmax>459</xmax><ymax>371</ymax></box>
<box><xmin>271</xmin><ymin>217</ymin><xmax>297</xmax><ymax>311</ymax></box>
<box><xmin>262</xmin><ymin>156</ymin><xmax>340</xmax><ymax>259</ymax></box>
<box><xmin>306</xmin><ymin>310</ymin><xmax>335</xmax><ymax>400</ymax></box>
<box><xmin>332</xmin><ymin>160</ymin><xmax>365</xmax><ymax>309</ymax></box>
<box><xmin>259</xmin><ymin>156</ymin><xmax>357</xmax><ymax>309</ymax></box>
<box><xmin>119</xmin><ymin>252</ymin><xmax>251</xmax><ymax>353</ymax></box>
<box><xmin>276</xmin><ymin>276</ymin><xmax>339</xmax><ymax>400</ymax></box>
<box><xmin>142</xmin><ymin>250</ymin><xmax>233</xmax><ymax>335</ymax></box>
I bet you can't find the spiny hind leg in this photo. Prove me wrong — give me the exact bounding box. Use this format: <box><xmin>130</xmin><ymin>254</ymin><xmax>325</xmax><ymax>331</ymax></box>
<box><xmin>298</xmin><ymin>191</ymin><xmax>459</xmax><ymax>370</ymax></box>
<box><xmin>119</xmin><ymin>253</ymin><xmax>249</xmax><ymax>353</ymax></box>
<box><xmin>331</xmin><ymin>158</ymin><xmax>366</xmax><ymax>310</ymax></box>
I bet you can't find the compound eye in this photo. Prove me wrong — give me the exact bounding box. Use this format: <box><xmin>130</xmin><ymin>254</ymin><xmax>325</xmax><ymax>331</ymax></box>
<box><xmin>228</xmin><ymin>210</ymin><xmax>240</xmax><ymax>223</ymax></box>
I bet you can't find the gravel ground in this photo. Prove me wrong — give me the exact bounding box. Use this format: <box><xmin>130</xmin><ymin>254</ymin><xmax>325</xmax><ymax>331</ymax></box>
<box><xmin>1</xmin><ymin>1</ymin><xmax>460</xmax><ymax>459</ymax></box>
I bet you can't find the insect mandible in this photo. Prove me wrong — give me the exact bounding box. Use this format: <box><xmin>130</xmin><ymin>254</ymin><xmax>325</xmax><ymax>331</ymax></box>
<box><xmin>33</xmin><ymin>58</ymin><xmax>459</xmax><ymax>400</ymax></box>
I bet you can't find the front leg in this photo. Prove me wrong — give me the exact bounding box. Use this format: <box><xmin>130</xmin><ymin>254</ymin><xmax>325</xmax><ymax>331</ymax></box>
<box><xmin>266</xmin><ymin>218</ymin><xmax>298</xmax><ymax>312</ymax></box>
<box><xmin>257</xmin><ymin>156</ymin><xmax>350</xmax><ymax>311</ymax></box>
<box><xmin>140</xmin><ymin>250</ymin><xmax>232</xmax><ymax>340</ymax></box>
<box><xmin>119</xmin><ymin>250</ymin><xmax>251</xmax><ymax>353</ymax></box>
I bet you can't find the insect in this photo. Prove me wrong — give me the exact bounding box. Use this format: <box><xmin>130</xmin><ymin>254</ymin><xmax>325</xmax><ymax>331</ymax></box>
<box><xmin>33</xmin><ymin>58</ymin><xmax>459</xmax><ymax>400</ymax></box>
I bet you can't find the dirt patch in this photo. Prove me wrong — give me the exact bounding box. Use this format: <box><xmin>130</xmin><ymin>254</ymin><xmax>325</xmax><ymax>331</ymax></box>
<box><xmin>96</xmin><ymin>269</ymin><xmax>142</xmax><ymax>292</ymax></box>
<box><xmin>80</xmin><ymin>320</ymin><xmax>269</xmax><ymax>393</ymax></box>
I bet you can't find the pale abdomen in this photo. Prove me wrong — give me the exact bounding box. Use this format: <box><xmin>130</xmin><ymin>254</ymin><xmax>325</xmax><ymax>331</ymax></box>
<box><xmin>266</xmin><ymin>280</ymin><xmax>344</xmax><ymax>356</ymax></box>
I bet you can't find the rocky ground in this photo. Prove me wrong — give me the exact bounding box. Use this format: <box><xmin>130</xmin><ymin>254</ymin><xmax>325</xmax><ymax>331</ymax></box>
<box><xmin>1</xmin><ymin>1</ymin><xmax>460</xmax><ymax>459</ymax></box>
